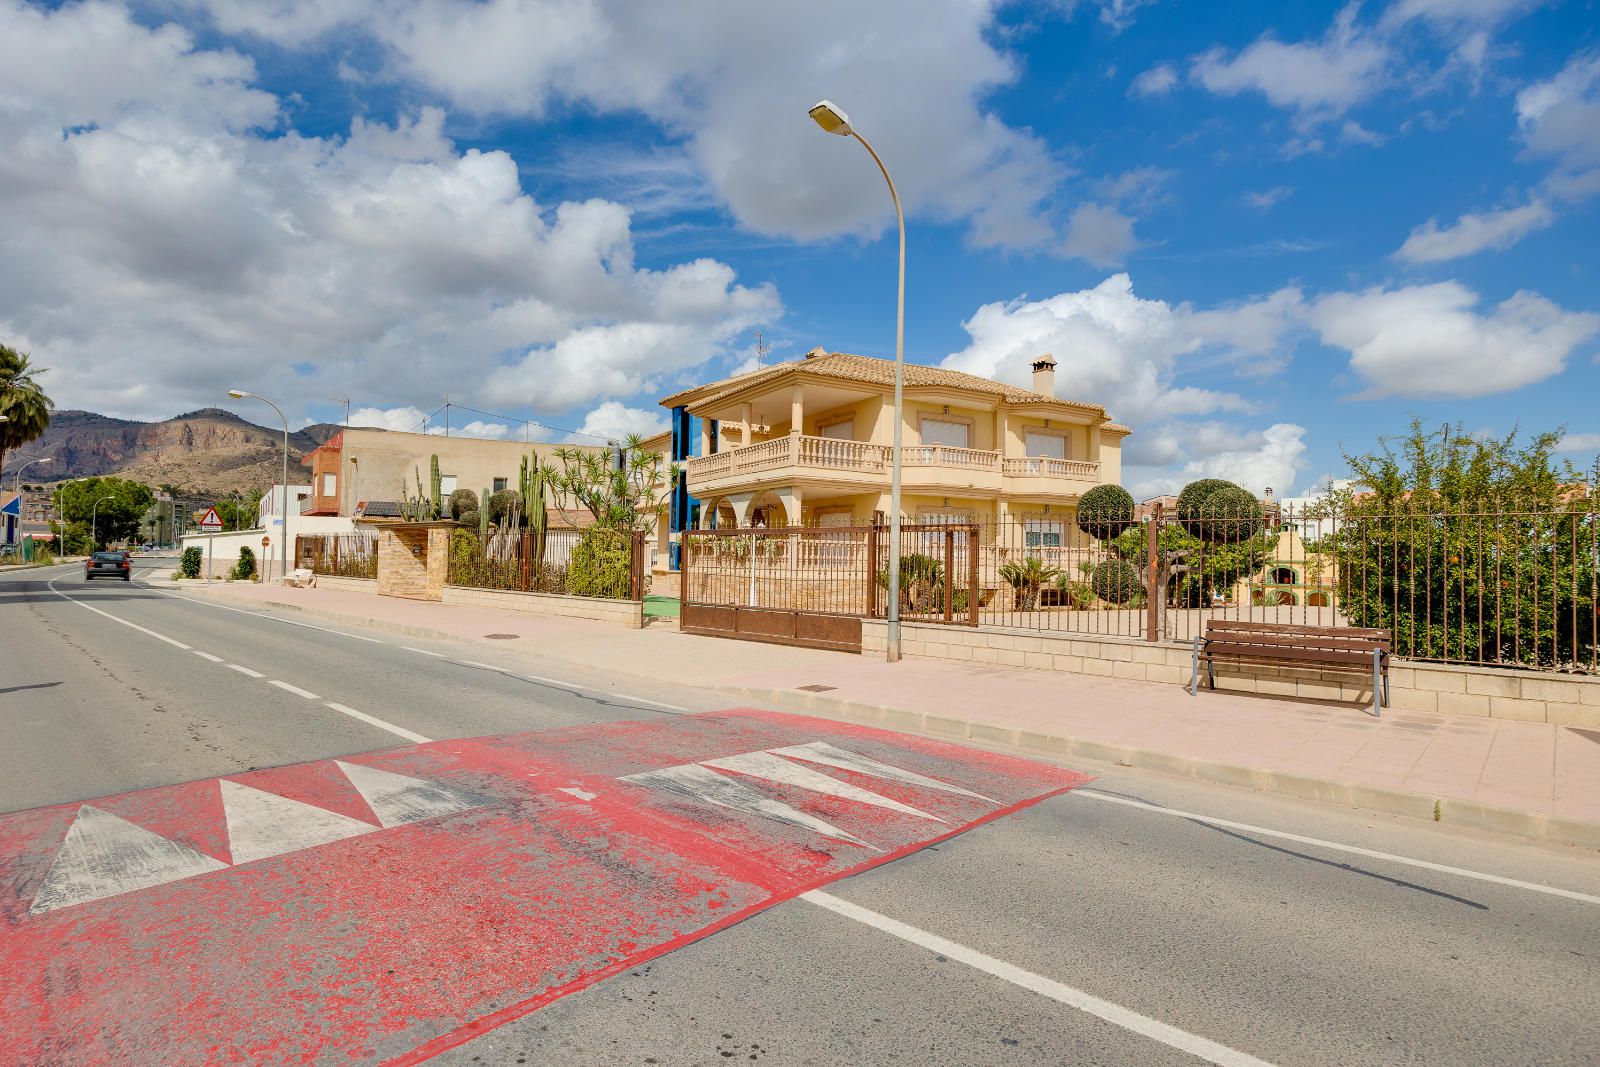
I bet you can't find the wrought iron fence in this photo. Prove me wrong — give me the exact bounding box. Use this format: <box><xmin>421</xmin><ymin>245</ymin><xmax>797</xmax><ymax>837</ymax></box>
<box><xmin>679</xmin><ymin>501</ymin><xmax>1599</xmax><ymax>673</ymax></box>
<box><xmin>296</xmin><ymin>533</ymin><xmax>378</xmax><ymax>579</ymax></box>
<box><xmin>445</xmin><ymin>526</ymin><xmax>645</xmax><ymax>600</ymax></box>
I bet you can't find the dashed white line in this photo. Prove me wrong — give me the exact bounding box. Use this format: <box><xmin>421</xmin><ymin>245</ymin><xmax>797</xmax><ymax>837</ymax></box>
<box><xmin>802</xmin><ymin>890</ymin><xmax>1277</xmax><ymax>1067</ymax></box>
<box><xmin>402</xmin><ymin>646</ymin><xmax>447</xmax><ymax>658</ymax></box>
<box><xmin>1073</xmin><ymin>790</ymin><xmax>1600</xmax><ymax>906</ymax></box>
<box><xmin>325</xmin><ymin>703</ymin><xmax>431</xmax><ymax>745</ymax></box>
<box><xmin>192</xmin><ymin>651</ymin><xmax>224</xmax><ymax>663</ymax></box>
<box><xmin>150</xmin><ymin>587</ymin><xmax>387</xmax><ymax>643</ymax></box>
<box><xmin>227</xmin><ymin>664</ymin><xmax>265</xmax><ymax>679</ymax></box>
<box><xmin>269</xmin><ymin>680</ymin><xmax>321</xmax><ymax>700</ymax></box>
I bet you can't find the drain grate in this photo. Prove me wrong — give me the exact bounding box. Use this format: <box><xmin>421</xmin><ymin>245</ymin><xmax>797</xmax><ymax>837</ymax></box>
<box><xmin>484</xmin><ymin>633</ymin><xmax>520</xmax><ymax>640</ymax></box>
<box><xmin>796</xmin><ymin>684</ymin><xmax>837</xmax><ymax>693</ymax></box>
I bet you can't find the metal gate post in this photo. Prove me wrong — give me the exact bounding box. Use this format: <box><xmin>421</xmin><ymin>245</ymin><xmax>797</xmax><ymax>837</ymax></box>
<box><xmin>943</xmin><ymin>529</ymin><xmax>954</xmax><ymax>623</ymax></box>
<box><xmin>865</xmin><ymin>522</ymin><xmax>880</xmax><ymax>617</ymax></box>
<box><xmin>1146</xmin><ymin>503</ymin><xmax>1162</xmax><ymax>642</ymax></box>
<box><xmin>968</xmin><ymin>526</ymin><xmax>980</xmax><ymax>627</ymax></box>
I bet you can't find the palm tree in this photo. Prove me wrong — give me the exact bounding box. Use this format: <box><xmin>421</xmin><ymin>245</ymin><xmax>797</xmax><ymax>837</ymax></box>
<box><xmin>0</xmin><ymin>344</ymin><xmax>54</xmax><ymax>481</ymax></box>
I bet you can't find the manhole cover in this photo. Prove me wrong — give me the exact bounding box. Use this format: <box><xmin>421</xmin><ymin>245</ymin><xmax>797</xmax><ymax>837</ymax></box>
<box><xmin>484</xmin><ymin>633</ymin><xmax>520</xmax><ymax>640</ymax></box>
<box><xmin>796</xmin><ymin>684</ymin><xmax>836</xmax><ymax>693</ymax></box>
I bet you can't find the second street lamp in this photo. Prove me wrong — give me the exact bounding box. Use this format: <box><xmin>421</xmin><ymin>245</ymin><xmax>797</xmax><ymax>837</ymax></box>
<box><xmin>228</xmin><ymin>389</ymin><xmax>290</xmax><ymax>583</ymax></box>
<box><xmin>91</xmin><ymin>495</ymin><xmax>115</xmax><ymax>550</ymax></box>
<box><xmin>809</xmin><ymin>99</ymin><xmax>908</xmax><ymax>663</ymax></box>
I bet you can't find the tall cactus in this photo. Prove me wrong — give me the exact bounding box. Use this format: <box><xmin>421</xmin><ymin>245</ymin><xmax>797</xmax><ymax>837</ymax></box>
<box><xmin>523</xmin><ymin>452</ymin><xmax>548</xmax><ymax>571</ymax></box>
<box><xmin>479</xmin><ymin>487</ymin><xmax>490</xmax><ymax>542</ymax></box>
<box><xmin>429</xmin><ymin>455</ymin><xmax>442</xmax><ymax>520</ymax></box>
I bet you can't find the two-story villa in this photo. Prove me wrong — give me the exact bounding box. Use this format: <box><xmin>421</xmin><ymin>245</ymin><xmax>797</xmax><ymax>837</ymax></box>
<box><xmin>657</xmin><ymin>348</ymin><xmax>1131</xmax><ymax>566</ymax></box>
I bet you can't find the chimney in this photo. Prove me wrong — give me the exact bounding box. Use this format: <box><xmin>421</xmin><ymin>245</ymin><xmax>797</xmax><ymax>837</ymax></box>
<box><xmin>1030</xmin><ymin>353</ymin><xmax>1056</xmax><ymax>395</ymax></box>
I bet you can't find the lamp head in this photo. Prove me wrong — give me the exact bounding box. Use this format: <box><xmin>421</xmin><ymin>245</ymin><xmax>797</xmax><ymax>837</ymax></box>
<box><xmin>808</xmin><ymin>100</ymin><xmax>852</xmax><ymax>136</ymax></box>
<box><xmin>0</xmin><ymin>414</ymin><xmax>8</xmax><ymax>422</ymax></box>
<box><xmin>227</xmin><ymin>389</ymin><xmax>248</xmax><ymax>399</ymax></box>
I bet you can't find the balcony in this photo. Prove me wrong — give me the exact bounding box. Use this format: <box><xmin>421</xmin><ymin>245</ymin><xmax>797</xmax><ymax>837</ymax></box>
<box><xmin>685</xmin><ymin>434</ymin><xmax>1100</xmax><ymax>499</ymax></box>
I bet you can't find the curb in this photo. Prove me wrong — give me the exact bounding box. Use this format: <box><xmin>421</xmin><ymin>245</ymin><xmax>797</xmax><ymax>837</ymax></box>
<box><xmin>173</xmin><ymin>586</ymin><xmax>472</xmax><ymax>645</ymax></box>
<box><xmin>718</xmin><ymin>685</ymin><xmax>1600</xmax><ymax>853</ymax></box>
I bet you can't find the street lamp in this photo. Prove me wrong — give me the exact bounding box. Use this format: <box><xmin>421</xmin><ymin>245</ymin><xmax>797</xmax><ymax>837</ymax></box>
<box><xmin>228</xmin><ymin>389</ymin><xmax>289</xmax><ymax>583</ymax></box>
<box><xmin>809</xmin><ymin>99</ymin><xmax>908</xmax><ymax>662</ymax></box>
<box><xmin>91</xmin><ymin>495</ymin><xmax>115</xmax><ymax>550</ymax></box>
<box><xmin>13</xmin><ymin>455</ymin><xmax>51</xmax><ymax>498</ymax></box>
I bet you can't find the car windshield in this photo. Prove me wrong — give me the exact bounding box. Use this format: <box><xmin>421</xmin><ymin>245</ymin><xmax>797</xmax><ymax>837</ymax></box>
<box><xmin>92</xmin><ymin>552</ymin><xmax>124</xmax><ymax>562</ymax></box>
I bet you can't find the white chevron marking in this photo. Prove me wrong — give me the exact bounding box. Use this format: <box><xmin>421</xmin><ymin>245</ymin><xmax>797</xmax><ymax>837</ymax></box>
<box><xmin>768</xmin><ymin>741</ymin><xmax>995</xmax><ymax>802</ymax></box>
<box><xmin>703</xmin><ymin>751</ymin><xmax>943</xmax><ymax>822</ymax></box>
<box><xmin>335</xmin><ymin>761</ymin><xmax>484</xmax><ymax>828</ymax></box>
<box><xmin>621</xmin><ymin>764</ymin><xmax>870</xmax><ymax>847</ymax></box>
<box><xmin>221</xmin><ymin>780</ymin><xmax>377</xmax><ymax>864</ymax></box>
<box><xmin>29</xmin><ymin>806</ymin><xmax>228</xmax><ymax>914</ymax></box>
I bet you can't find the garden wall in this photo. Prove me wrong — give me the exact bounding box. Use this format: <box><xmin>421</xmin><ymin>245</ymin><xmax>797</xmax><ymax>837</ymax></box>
<box><xmin>862</xmin><ymin>620</ymin><xmax>1600</xmax><ymax>727</ymax></box>
<box><xmin>441</xmin><ymin>586</ymin><xmax>643</xmax><ymax>628</ymax></box>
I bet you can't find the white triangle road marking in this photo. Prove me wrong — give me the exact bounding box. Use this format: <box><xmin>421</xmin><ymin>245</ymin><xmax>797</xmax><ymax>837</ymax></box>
<box><xmin>221</xmin><ymin>780</ymin><xmax>378</xmax><ymax>865</ymax></box>
<box><xmin>703</xmin><ymin>752</ymin><xmax>943</xmax><ymax>823</ymax></box>
<box><xmin>558</xmin><ymin>787</ymin><xmax>598</xmax><ymax>802</ymax></box>
<box><xmin>335</xmin><ymin>761</ymin><xmax>485</xmax><ymax>829</ymax></box>
<box><xmin>621</xmin><ymin>765</ymin><xmax>871</xmax><ymax>847</ymax></box>
<box><xmin>29</xmin><ymin>806</ymin><xmax>229</xmax><ymax>915</ymax></box>
<box><xmin>768</xmin><ymin>742</ymin><xmax>996</xmax><ymax>803</ymax></box>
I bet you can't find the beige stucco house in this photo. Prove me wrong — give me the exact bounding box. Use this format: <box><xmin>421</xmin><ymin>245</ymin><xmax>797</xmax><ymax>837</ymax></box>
<box><xmin>658</xmin><ymin>348</ymin><xmax>1131</xmax><ymax>548</ymax></box>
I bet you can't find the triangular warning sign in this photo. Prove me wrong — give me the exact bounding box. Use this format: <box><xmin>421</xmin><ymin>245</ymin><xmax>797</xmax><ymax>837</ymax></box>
<box><xmin>335</xmin><ymin>761</ymin><xmax>485</xmax><ymax>829</ymax></box>
<box><xmin>220</xmin><ymin>780</ymin><xmax>376</xmax><ymax>865</ymax></box>
<box><xmin>197</xmin><ymin>507</ymin><xmax>223</xmax><ymax>531</ymax></box>
<box><xmin>30</xmin><ymin>806</ymin><xmax>228</xmax><ymax>915</ymax></box>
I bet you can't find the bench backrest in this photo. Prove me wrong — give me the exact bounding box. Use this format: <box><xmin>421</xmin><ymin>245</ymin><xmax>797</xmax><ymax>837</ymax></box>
<box><xmin>1202</xmin><ymin>619</ymin><xmax>1391</xmax><ymax>655</ymax></box>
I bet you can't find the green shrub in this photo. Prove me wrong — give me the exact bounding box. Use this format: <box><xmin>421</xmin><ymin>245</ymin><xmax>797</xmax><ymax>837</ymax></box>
<box><xmin>448</xmin><ymin>488</ymin><xmax>479</xmax><ymax>520</ymax></box>
<box><xmin>180</xmin><ymin>546</ymin><xmax>202</xmax><ymax>578</ymax></box>
<box><xmin>230</xmin><ymin>545</ymin><xmax>256</xmax><ymax>581</ymax></box>
<box><xmin>1091</xmin><ymin>558</ymin><xmax>1141</xmax><ymax>605</ymax></box>
<box><xmin>999</xmin><ymin>556</ymin><xmax>1060</xmax><ymax>611</ymax></box>
<box><xmin>488</xmin><ymin>489</ymin><xmax>522</xmax><ymax>524</ymax></box>
<box><xmin>1188</xmin><ymin>485</ymin><xmax>1263</xmax><ymax>544</ymax></box>
<box><xmin>455</xmin><ymin>508</ymin><xmax>480</xmax><ymax>533</ymax></box>
<box><xmin>567</xmin><ymin>527</ymin><xmax>632</xmax><ymax>598</ymax></box>
<box><xmin>1176</xmin><ymin>478</ymin><xmax>1236</xmax><ymax>521</ymax></box>
<box><xmin>1076</xmin><ymin>484</ymin><xmax>1136</xmax><ymax>541</ymax></box>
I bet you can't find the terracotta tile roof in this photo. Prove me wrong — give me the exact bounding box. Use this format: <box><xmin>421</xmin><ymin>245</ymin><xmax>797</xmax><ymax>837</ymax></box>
<box><xmin>661</xmin><ymin>349</ymin><xmax>1110</xmax><ymax>416</ymax></box>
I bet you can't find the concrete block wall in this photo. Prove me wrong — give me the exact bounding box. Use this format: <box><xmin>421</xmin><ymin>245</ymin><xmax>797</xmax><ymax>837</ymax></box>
<box><xmin>442</xmin><ymin>586</ymin><xmax>643</xmax><ymax>628</ymax></box>
<box><xmin>863</xmin><ymin>620</ymin><xmax>1600</xmax><ymax>726</ymax></box>
<box><xmin>314</xmin><ymin>575</ymin><xmax>377</xmax><ymax>593</ymax></box>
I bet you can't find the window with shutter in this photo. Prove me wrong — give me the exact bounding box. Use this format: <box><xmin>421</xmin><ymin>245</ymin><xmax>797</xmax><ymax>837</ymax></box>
<box><xmin>1024</xmin><ymin>431</ymin><xmax>1066</xmax><ymax>459</ymax></box>
<box><xmin>920</xmin><ymin>418</ymin><xmax>970</xmax><ymax>448</ymax></box>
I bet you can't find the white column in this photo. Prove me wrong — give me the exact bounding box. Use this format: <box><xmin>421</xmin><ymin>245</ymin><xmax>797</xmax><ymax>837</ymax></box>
<box><xmin>740</xmin><ymin>403</ymin><xmax>753</xmax><ymax>448</ymax></box>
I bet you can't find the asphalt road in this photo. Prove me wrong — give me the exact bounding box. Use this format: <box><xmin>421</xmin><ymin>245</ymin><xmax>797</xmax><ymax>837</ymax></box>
<box><xmin>3</xmin><ymin>557</ymin><xmax>1597</xmax><ymax>1066</ymax></box>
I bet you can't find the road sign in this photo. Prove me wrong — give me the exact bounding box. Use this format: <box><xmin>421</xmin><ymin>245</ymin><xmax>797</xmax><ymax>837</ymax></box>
<box><xmin>0</xmin><ymin>710</ymin><xmax>1087</xmax><ymax>1063</ymax></box>
<box><xmin>197</xmin><ymin>507</ymin><xmax>223</xmax><ymax>532</ymax></box>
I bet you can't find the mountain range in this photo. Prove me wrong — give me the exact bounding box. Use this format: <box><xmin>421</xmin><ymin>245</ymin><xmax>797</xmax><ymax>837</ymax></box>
<box><xmin>13</xmin><ymin>409</ymin><xmax>348</xmax><ymax>494</ymax></box>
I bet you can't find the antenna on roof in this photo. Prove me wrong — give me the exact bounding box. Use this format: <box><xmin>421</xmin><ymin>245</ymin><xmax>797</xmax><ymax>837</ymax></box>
<box><xmin>329</xmin><ymin>396</ymin><xmax>350</xmax><ymax>427</ymax></box>
<box><xmin>754</xmin><ymin>329</ymin><xmax>769</xmax><ymax>369</ymax></box>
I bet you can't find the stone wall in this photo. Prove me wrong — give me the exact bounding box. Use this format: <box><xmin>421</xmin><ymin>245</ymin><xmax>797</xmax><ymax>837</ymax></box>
<box><xmin>862</xmin><ymin>620</ymin><xmax>1600</xmax><ymax>727</ymax></box>
<box><xmin>441</xmin><ymin>586</ymin><xmax>643</xmax><ymax>628</ymax></box>
<box><xmin>313</xmin><ymin>575</ymin><xmax>377</xmax><ymax>594</ymax></box>
<box><xmin>376</xmin><ymin>525</ymin><xmax>449</xmax><ymax>600</ymax></box>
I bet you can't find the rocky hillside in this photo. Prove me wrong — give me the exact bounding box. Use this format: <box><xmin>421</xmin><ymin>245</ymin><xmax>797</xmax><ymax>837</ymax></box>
<box><xmin>21</xmin><ymin>409</ymin><xmax>347</xmax><ymax>494</ymax></box>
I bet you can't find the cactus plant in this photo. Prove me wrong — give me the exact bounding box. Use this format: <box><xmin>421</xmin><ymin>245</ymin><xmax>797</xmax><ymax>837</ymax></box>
<box><xmin>479</xmin><ymin>488</ymin><xmax>489</xmax><ymax>542</ymax></box>
<box><xmin>524</xmin><ymin>452</ymin><xmax>548</xmax><ymax>571</ymax></box>
<box><xmin>429</xmin><ymin>455</ymin><xmax>442</xmax><ymax>520</ymax></box>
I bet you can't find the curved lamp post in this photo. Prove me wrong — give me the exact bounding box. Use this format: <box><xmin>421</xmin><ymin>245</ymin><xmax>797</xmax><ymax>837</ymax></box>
<box><xmin>91</xmin><ymin>495</ymin><xmax>115</xmax><ymax>550</ymax></box>
<box><xmin>228</xmin><ymin>390</ymin><xmax>289</xmax><ymax>583</ymax></box>
<box><xmin>13</xmin><ymin>455</ymin><xmax>51</xmax><ymax>498</ymax></box>
<box><xmin>808</xmin><ymin>99</ymin><xmax>907</xmax><ymax>662</ymax></box>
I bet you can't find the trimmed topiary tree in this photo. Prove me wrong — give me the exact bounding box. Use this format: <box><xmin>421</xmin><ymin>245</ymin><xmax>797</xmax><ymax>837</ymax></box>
<box><xmin>1076</xmin><ymin>484</ymin><xmax>1136</xmax><ymax>541</ymax></box>
<box><xmin>448</xmin><ymin>488</ymin><xmax>478</xmax><ymax>520</ymax></box>
<box><xmin>1091</xmin><ymin>558</ymin><xmax>1141</xmax><ymax>605</ymax></box>
<box><xmin>1187</xmin><ymin>485</ymin><xmax>1264</xmax><ymax>544</ymax></box>
<box><xmin>456</xmin><ymin>508</ymin><xmax>480</xmax><ymax>532</ymax></box>
<box><xmin>1176</xmin><ymin>478</ymin><xmax>1240</xmax><ymax>537</ymax></box>
<box><xmin>487</xmin><ymin>489</ymin><xmax>522</xmax><ymax>525</ymax></box>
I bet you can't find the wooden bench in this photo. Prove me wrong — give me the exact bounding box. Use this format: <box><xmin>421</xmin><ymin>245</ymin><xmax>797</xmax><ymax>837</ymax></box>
<box><xmin>1189</xmin><ymin>620</ymin><xmax>1392</xmax><ymax>716</ymax></box>
<box><xmin>282</xmin><ymin>567</ymin><xmax>317</xmax><ymax>588</ymax></box>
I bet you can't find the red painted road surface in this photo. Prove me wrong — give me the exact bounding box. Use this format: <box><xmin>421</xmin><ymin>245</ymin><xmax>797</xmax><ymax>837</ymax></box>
<box><xmin>0</xmin><ymin>710</ymin><xmax>1089</xmax><ymax>1065</ymax></box>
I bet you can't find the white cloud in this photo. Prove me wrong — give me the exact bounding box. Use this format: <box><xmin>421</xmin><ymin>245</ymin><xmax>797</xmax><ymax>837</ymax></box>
<box><xmin>1384</xmin><ymin>0</ymin><xmax>1546</xmax><ymax>28</ymax></box>
<box><xmin>180</xmin><ymin>0</ymin><xmax>1068</xmax><ymax>251</ymax></box>
<box><xmin>1554</xmin><ymin>432</ymin><xmax>1600</xmax><ymax>454</ymax></box>
<box><xmin>1130</xmin><ymin>63</ymin><xmax>1178</xmax><ymax>97</ymax></box>
<box><xmin>1191</xmin><ymin>4</ymin><xmax>1389</xmax><ymax>123</ymax></box>
<box><xmin>1125</xmin><ymin>423</ymin><xmax>1310</xmax><ymax>500</ymax></box>
<box><xmin>1180</xmin><ymin>423</ymin><xmax>1308</xmax><ymax>497</ymax></box>
<box><xmin>1393</xmin><ymin>199</ymin><xmax>1555</xmax><ymax>262</ymax></box>
<box><xmin>0</xmin><ymin>3</ymin><xmax>779</xmax><ymax>424</ymax></box>
<box><xmin>1095</xmin><ymin>0</ymin><xmax>1156</xmax><ymax>32</ymax></box>
<box><xmin>570</xmin><ymin>400</ymin><xmax>668</xmax><ymax>444</ymax></box>
<box><xmin>348</xmin><ymin>406</ymin><xmax>429</xmax><ymax>433</ymax></box>
<box><xmin>941</xmin><ymin>273</ymin><xmax>1303</xmax><ymax>427</ymax></box>
<box><xmin>1061</xmin><ymin>203</ymin><xmax>1138</xmax><ymax>268</ymax></box>
<box><xmin>1516</xmin><ymin>52</ymin><xmax>1600</xmax><ymax>201</ymax></box>
<box><xmin>1306</xmin><ymin>282</ymin><xmax>1600</xmax><ymax>398</ymax></box>
<box><xmin>1245</xmin><ymin>185</ymin><xmax>1294</xmax><ymax>209</ymax></box>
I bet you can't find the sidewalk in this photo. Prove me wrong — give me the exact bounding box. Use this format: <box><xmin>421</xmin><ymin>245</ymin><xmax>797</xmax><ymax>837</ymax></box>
<box><xmin>176</xmin><ymin>579</ymin><xmax>1600</xmax><ymax>850</ymax></box>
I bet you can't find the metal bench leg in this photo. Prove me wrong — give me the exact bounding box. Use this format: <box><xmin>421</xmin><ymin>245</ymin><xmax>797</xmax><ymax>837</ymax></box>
<box><xmin>1189</xmin><ymin>636</ymin><xmax>1200</xmax><ymax>696</ymax></box>
<box><xmin>1371</xmin><ymin>648</ymin><xmax>1382</xmax><ymax>718</ymax></box>
<box><xmin>1207</xmin><ymin>659</ymin><xmax>1215</xmax><ymax>691</ymax></box>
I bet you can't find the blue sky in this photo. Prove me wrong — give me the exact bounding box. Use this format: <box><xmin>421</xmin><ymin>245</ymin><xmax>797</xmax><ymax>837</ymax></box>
<box><xmin>1</xmin><ymin>0</ymin><xmax>1596</xmax><ymax>497</ymax></box>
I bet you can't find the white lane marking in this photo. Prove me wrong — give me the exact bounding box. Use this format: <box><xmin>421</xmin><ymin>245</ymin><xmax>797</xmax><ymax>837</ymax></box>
<box><xmin>336</xmin><ymin>760</ymin><xmax>483</xmax><ymax>828</ymax></box>
<box><xmin>558</xmin><ymin>787</ymin><xmax>597</xmax><ymax>802</ymax></box>
<box><xmin>46</xmin><ymin>575</ymin><xmax>192</xmax><ymax>649</ymax></box>
<box><xmin>1074</xmin><ymin>790</ymin><xmax>1600</xmax><ymax>907</ymax></box>
<box><xmin>269</xmin><ymin>680</ymin><xmax>320</xmax><ymax>700</ymax></box>
<box><xmin>227</xmin><ymin>664</ymin><xmax>265</xmax><ymax>679</ymax></box>
<box><xmin>325</xmin><ymin>703</ymin><xmax>432</xmax><ymax>745</ymax></box>
<box><xmin>220</xmin><ymin>780</ymin><xmax>377</xmax><ymax>865</ymax></box>
<box><xmin>518</xmin><ymin>671</ymin><xmax>692</xmax><ymax>713</ymax></box>
<box><xmin>29</xmin><ymin>806</ymin><xmax>228</xmax><ymax>915</ymax></box>
<box><xmin>402</xmin><ymin>646</ymin><xmax>447</xmax><ymax>657</ymax></box>
<box><xmin>803</xmin><ymin>890</ymin><xmax>1277</xmax><ymax>1067</ymax></box>
<box><xmin>621</xmin><ymin>764</ymin><xmax>870</xmax><ymax>847</ymax></box>
<box><xmin>774</xmin><ymin>741</ymin><xmax>995</xmax><ymax>802</ymax></box>
<box><xmin>192</xmin><ymin>651</ymin><xmax>224</xmax><ymax>663</ymax></box>
<box><xmin>704</xmin><ymin>751</ymin><xmax>943</xmax><ymax>822</ymax></box>
<box><xmin>149</xmin><ymin>587</ymin><xmax>387</xmax><ymax>643</ymax></box>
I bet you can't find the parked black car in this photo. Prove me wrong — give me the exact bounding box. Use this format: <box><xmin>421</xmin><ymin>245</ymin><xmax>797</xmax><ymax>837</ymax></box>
<box><xmin>85</xmin><ymin>551</ymin><xmax>131</xmax><ymax>581</ymax></box>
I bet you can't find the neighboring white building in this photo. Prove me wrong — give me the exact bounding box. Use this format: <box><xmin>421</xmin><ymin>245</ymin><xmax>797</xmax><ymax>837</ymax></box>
<box><xmin>258</xmin><ymin>483</ymin><xmax>313</xmax><ymax>529</ymax></box>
